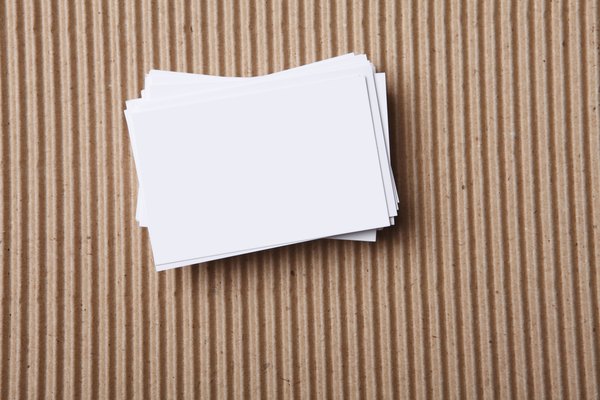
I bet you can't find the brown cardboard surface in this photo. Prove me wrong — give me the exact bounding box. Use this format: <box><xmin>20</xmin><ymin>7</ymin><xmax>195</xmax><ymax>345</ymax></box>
<box><xmin>1</xmin><ymin>0</ymin><xmax>599</xmax><ymax>398</ymax></box>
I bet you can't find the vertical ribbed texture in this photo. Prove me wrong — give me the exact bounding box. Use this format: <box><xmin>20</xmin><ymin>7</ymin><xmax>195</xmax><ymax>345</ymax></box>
<box><xmin>1</xmin><ymin>0</ymin><xmax>599</xmax><ymax>398</ymax></box>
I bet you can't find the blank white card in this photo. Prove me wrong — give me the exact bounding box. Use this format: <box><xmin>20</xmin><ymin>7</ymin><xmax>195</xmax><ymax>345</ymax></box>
<box><xmin>124</xmin><ymin>54</ymin><xmax>398</xmax><ymax>270</ymax></box>
<box><xmin>128</xmin><ymin>75</ymin><xmax>391</xmax><ymax>267</ymax></box>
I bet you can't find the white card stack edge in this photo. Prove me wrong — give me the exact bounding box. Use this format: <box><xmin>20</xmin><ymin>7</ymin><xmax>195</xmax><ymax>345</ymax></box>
<box><xmin>124</xmin><ymin>54</ymin><xmax>398</xmax><ymax>271</ymax></box>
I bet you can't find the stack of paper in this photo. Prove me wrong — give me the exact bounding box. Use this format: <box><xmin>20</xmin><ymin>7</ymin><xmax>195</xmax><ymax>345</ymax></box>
<box><xmin>125</xmin><ymin>53</ymin><xmax>398</xmax><ymax>271</ymax></box>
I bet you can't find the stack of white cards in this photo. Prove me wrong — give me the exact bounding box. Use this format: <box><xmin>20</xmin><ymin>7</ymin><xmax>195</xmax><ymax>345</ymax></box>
<box><xmin>125</xmin><ymin>53</ymin><xmax>398</xmax><ymax>271</ymax></box>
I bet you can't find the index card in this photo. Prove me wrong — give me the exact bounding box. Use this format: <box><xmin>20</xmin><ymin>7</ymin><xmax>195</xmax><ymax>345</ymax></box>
<box><xmin>130</xmin><ymin>57</ymin><xmax>396</xmax><ymax>252</ymax></box>
<box><xmin>128</xmin><ymin>58</ymin><xmax>391</xmax><ymax>268</ymax></box>
<box><xmin>127</xmin><ymin>75</ymin><xmax>390</xmax><ymax>267</ymax></box>
<box><xmin>127</xmin><ymin>64</ymin><xmax>394</xmax><ymax>249</ymax></box>
<box><xmin>124</xmin><ymin>55</ymin><xmax>398</xmax><ymax>270</ymax></box>
<box><xmin>129</xmin><ymin>59</ymin><xmax>398</xmax><ymax>220</ymax></box>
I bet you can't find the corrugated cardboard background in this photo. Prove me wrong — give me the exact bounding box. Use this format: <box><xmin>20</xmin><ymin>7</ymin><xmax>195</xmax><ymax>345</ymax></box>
<box><xmin>1</xmin><ymin>0</ymin><xmax>599</xmax><ymax>398</ymax></box>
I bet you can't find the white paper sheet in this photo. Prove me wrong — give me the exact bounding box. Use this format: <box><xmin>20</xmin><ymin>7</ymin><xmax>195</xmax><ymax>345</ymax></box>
<box><xmin>126</xmin><ymin>75</ymin><xmax>391</xmax><ymax>267</ymax></box>
<box><xmin>130</xmin><ymin>57</ymin><xmax>398</xmax><ymax>224</ymax></box>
